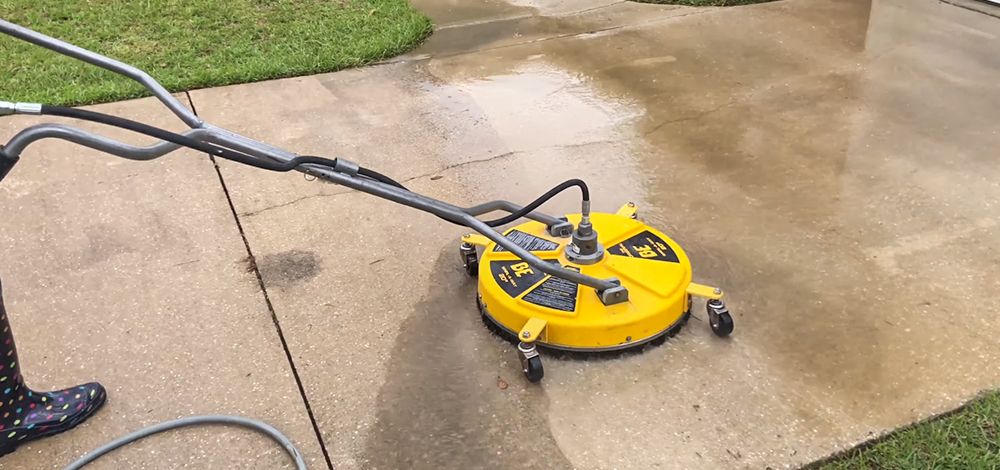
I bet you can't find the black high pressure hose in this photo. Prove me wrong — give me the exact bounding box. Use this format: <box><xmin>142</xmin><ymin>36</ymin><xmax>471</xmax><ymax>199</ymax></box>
<box><xmin>40</xmin><ymin>105</ymin><xmax>340</xmax><ymax>172</ymax></box>
<box><xmin>37</xmin><ymin>105</ymin><xmax>589</xmax><ymax>228</ymax></box>
<box><xmin>345</xmin><ymin>164</ymin><xmax>589</xmax><ymax>227</ymax></box>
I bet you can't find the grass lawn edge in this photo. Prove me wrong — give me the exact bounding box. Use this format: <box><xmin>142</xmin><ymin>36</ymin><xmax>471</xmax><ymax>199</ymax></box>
<box><xmin>807</xmin><ymin>390</ymin><xmax>1000</xmax><ymax>469</ymax></box>
<box><xmin>0</xmin><ymin>0</ymin><xmax>433</xmax><ymax>107</ymax></box>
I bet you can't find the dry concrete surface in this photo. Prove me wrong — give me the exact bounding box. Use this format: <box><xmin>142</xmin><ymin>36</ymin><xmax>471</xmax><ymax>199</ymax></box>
<box><xmin>2</xmin><ymin>0</ymin><xmax>999</xmax><ymax>468</ymax></box>
<box><xmin>0</xmin><ymin>98</ymin><xmax>325</xmax><ymax>468</ymax></box>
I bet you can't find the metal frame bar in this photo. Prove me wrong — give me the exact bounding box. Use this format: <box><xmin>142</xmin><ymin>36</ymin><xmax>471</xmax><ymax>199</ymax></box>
<box><xmin>4</xmin><ymin>124</ymin><xmax>203</xmax><ymax>160</ymax></box>
<box><xmin>0</xmin><ymin>19</ymin><xmax>621</xmax><ymax>294</ymax></box>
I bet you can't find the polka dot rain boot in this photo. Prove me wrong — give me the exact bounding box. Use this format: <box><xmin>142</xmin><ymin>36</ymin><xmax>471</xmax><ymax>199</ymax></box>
<box><xmin>0</xmin><ymin>277</ymin><xmax>106</xmax><ymax>457</ymax></box>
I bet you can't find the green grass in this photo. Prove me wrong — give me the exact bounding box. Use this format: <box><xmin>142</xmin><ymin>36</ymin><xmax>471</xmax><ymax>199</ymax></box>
<box><xmin>631</xmin><ymin>0</ymin><xmax>777</xmax><ymax>6</ymax></box>
<box><xmin>0</xmin><ymin>0</ymin><xmax>431</xmax><ymax>106</ymax></box>
<box><xmin>814</xmin><ymin>391</ymin><xmax>1000</xmax><ymax>469</ymax></box>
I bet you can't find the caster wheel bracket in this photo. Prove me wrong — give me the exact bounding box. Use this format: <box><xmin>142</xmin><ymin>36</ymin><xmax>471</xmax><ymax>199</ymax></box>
<box><xmin>459</xmin><ymin>241</ymin><xmax>479</xmax><ymax>277</ymax></box>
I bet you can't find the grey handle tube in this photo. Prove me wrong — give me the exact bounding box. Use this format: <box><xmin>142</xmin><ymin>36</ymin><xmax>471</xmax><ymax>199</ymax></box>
<box><xmin>0</xmin><ymin>19</ymin><xmax>203</xmax><ymax>129</ymax></box>
<box><xmin>0</xmin><ymin>125</ymin><xmax>619</xmax><ymax>291</ymax></box>
<box><xmin>302</xmin><ymin>164</ymin><xmax>618</xmax><ymax>291</ymax></box>
<box><xmin>0</xmin><ymin>122</ymin><xmax>616</xmax><ymax>290</ymax></box>
<box><xmin>3</xmin><ymin>124</ymin><xmax>215</xmax><ymax>161</ymax></box>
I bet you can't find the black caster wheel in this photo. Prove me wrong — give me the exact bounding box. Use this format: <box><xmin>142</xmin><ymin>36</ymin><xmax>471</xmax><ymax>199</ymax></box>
<box><xmin>523</xmin><ymin>356</ymin><xmax>544</xmax><ymax>383</ymax></box>
<box><xmin>460</xmin><ymin>243</ymin><xmax>478</xmax><ymax>277</ymax></box>
<box><xmin>707</xmin><ymin>299</ymin><xmax>734</xmax><ymax>337</ymax></box>
<box><xmin>518</xmin><ymin>342</ymin><xmax>544</xmax><ymax>383</ymax></box>
<box><xmin>464</xmin><ymin>258</ymin><xmax>479</xmax><ymax>277</ymax></box>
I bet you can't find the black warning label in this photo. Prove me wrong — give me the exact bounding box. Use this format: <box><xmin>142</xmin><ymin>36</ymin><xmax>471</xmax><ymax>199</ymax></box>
<box><xmin>493</xmin><ymin>230</ymin><xmax>559</xmax><ymax>253</ymax></box>
<box><xmin>608</xmin><ymin>230</ymin><xmax>679</xmax><ymax>263</ymax></box>
<box><xmin>523</xmin><ymin>266</ymin><xmax>580</xmax><ymax>312</ymax></box>
<box><xmin>490</xmin><ymin>260</ymin><xmax>548</xmax><ymax>298</ymax></box>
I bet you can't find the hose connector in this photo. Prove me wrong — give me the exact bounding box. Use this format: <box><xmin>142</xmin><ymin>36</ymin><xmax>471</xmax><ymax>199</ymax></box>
<box><xmin>0</xmin><ymin>101</ymin><xmax>42</xmax><ymax>116</ymax></box>
<box><xmin>566</xmin><ymin>200</ymin><xmax>603</xmax><ymax>264</ymax></box>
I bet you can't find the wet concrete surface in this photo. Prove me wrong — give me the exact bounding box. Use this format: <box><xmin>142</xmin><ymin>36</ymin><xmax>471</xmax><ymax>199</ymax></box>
<box><xmin>189</xmin><ymin>59</ymin><xmax>650</xmax><ymax>468</ymax></box>
<box><xmin>188</xmin><ymin>0</ymin><xmax>1000</xmax><ymax>468</ymax></box>
<box><xmin>361</xmin><ymin>253</ymin><xmax>572</xmax><ymax>470</ymax></box>
<box><xmin>403</xmin><ymin>1</ymin><xmax>690</xmax><ymax>60</ymax></box>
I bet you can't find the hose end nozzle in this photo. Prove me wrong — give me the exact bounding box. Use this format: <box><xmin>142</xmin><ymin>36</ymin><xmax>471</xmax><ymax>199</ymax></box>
<box><xmin>0</xmin><ymin>101</ymin><xmax>42</xmax><ymax>116</ymax></box>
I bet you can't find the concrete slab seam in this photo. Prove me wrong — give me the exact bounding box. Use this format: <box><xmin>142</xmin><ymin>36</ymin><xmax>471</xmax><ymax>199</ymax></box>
<box><xmin>183</xmin><ymin>90</ymin><xmax>335</xmax><ymax>470</ymax></box>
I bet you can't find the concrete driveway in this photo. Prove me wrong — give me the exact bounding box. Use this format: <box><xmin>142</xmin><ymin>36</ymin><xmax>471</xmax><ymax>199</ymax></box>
<box><xmin>1</xmin><ymin>0</ymin><xmax>998</xmax><ymax>468</ymax></box>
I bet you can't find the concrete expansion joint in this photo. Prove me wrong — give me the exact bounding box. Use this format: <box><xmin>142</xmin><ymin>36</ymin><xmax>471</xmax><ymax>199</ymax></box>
<box><xmin>557</xmin><ymin>1</ymin><xmax>629</xmax><ymax>17</ymax></box>
<box><xmin>643</xmin><ymin>99</ymin><xmax>741</xmax><ymax>136</ymax></box>
<box><xmin>179</xmin><ymin>91</ymin><xmax>335</xmax><ymax>469</ymax></box>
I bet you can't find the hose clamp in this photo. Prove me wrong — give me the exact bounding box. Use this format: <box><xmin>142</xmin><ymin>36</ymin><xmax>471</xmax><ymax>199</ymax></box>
<box><xmin>333</xmin><ymin>158</ymin><xmax>359</xmax><ymax>176</ymax></box>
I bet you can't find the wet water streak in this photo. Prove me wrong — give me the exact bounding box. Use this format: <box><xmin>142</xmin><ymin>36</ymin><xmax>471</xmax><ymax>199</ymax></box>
<box><xmin>364</xmin><ymin>0</ymin><xmax>1000</xmax><ymax>467</ymax></box>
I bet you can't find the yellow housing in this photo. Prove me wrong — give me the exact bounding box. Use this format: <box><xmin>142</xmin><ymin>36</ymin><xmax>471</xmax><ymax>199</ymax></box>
<box><xmin>474</xmin><ymin>206</ymin><xmax>705</xmax><ymax>351</ymax></box>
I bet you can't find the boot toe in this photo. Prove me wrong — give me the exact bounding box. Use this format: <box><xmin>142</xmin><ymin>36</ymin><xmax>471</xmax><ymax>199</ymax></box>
<box><xmin>1</xmin><ymin>382</ymin><xmax>107</xmax><ymax>450</ymax></box>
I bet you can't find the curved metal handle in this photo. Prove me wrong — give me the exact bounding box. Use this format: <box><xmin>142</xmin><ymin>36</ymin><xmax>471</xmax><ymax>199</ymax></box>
<box><xmin>2</xmin><ymin>123</ymin><xmax>213</xmax><ymax>160</ymax></box>
<box><xmin>0</xmin><ymin>19</ymin><xmax>203</xmax><ymax>129</ymax></box>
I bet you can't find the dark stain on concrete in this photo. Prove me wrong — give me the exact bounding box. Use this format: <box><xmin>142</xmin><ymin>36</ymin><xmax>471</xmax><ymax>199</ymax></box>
<box><xmin>257</xmin><ymin>250</ymin><xmax>322</xmax><ymax>288</ymax></box>
<box><xmin>82</xmin><ymin>224</ymin><xmax>136</xmax><ymax>266</ymax></box>
<box><xmin>362</xmin><ymin>251</ymin><xmax>572</xmax><ymax>470</ymax></box>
